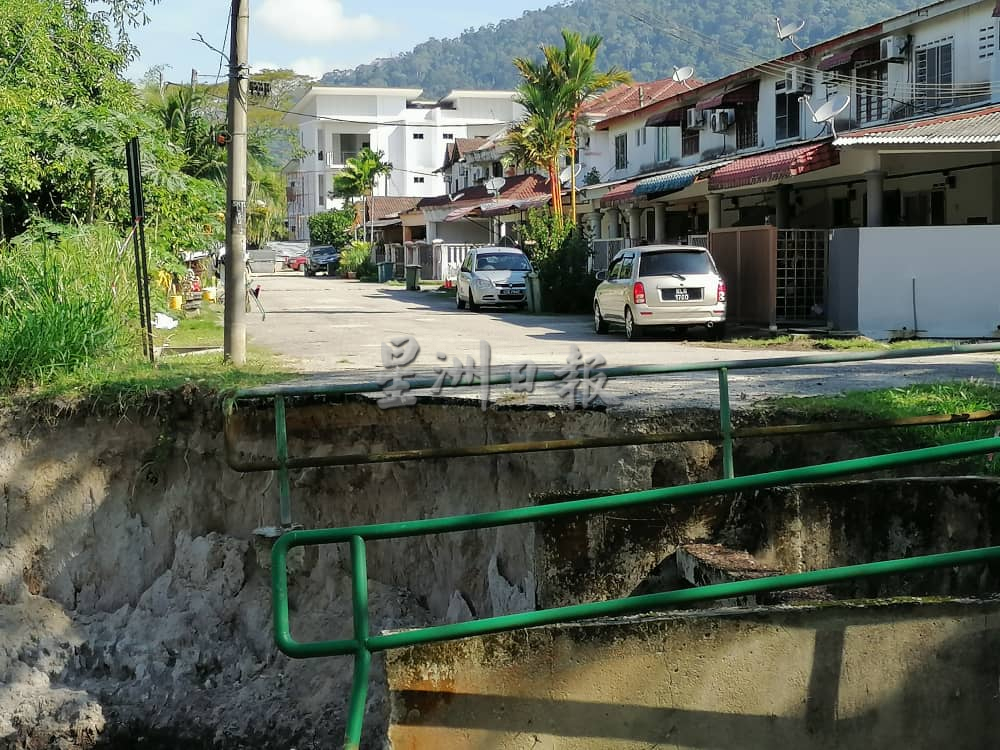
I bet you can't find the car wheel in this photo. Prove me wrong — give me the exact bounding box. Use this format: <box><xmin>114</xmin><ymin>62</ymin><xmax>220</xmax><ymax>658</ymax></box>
<box><xmin>594</xmin><ymin>302</ymin><xmax>609</xmax><ymax>334</ymax></box>
<box><xmin>303</xmin><ymin>267</ymin><xmax>312</xmax><ymax>277</ymax></box>
<box><xmin>468</xmin><ymin>294</ymin><xmax>479</xmax><ymax>312</ymax></box>
<box><xmin>624</xmin><ymin>308</ymin><xmax>641</xmax><ymax>340</ymax></box>
<box><xmin>456</xmin><ymin>290</ymin><xmax>466</xmax><ymax>309</ymax></box>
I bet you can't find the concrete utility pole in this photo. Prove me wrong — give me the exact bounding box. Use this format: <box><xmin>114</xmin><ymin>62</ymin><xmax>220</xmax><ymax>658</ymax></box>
<box><xmin>224</xmin><ymin>0</ymin><xmax>249</xmax><ymax>364</ymax></box>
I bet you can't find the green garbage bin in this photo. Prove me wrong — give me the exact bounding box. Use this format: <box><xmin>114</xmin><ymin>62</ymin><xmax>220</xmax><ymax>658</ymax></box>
<box><xmin>378</xmin><ymin>261</ymin><xmax>394</xmax><ymax>283</ymax></box>
<box><xmin>404</xmin><ymin>265</ymin><xmax>420</xmax><ymax>291</ymax></box>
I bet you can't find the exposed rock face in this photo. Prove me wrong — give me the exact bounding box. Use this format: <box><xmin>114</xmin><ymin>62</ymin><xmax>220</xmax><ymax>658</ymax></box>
<box><xmin>0</xmin><ymin>396</ymin><xmax>728</xmax><ymax>747</ymax></box>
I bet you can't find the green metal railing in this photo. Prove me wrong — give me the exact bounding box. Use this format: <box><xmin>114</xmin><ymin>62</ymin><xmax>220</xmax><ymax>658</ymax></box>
<box><xmin>224</xmin><ymin>343</ymin><xmax>1000</xmax><ymax>527</ymax></box>
<box><xmin>220</xmin><ymin>343</ymin><xmax>1000</xmax><ymax>748</ymax></box>
<box><xmin>271</xmin><ymin>437</ymin><xmax>1000</xmax><ymax>748</ymax></box>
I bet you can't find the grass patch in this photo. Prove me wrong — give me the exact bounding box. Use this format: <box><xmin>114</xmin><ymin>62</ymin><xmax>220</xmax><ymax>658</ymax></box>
<box><xmin>156</xmin><ymin>304</ymin><xmax>224</xmax><ymax>349</ymax></box>
<box><xmin>717</xmin><ymin>334</ymin><xmax>956</xmax><ymax>351</ymax></box>
<box><xmin>758</xmin><ymin>380</ymin><xmax>1000</xmax><ymax>472</ymax></box>
<box><xmin>5</xmin><ymin>351</ymin><xmax>295</xmax><ymax>412</ymax></box>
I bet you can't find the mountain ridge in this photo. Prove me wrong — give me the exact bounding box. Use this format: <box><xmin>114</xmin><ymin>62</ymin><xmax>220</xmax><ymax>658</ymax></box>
<box><xmin>319</xmin><ymin>0</ymin><xmax>924</xmax><ymax>97</ymax></box>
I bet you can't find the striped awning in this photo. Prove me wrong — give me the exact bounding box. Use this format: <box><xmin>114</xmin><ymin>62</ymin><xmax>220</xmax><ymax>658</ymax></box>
<box><xmin>599</xmin><ymin>179</ymin><xmax>642</xmax><ymax>206</ymax></box>
<box><xmin>708</xmin><ymin>141</ymin><xmax>839</xmax><ymax>191</ymax></box>
<box><xmin>633</xmin><ymin>160</ymin><xmax>733</xmax><ymax>197</ymax></box>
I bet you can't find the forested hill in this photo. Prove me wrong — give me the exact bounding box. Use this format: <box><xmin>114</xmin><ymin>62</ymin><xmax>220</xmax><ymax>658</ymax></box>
<box><xmin>320</xmin><ymin>0</ymin><xmax>921</xmax><ymax>96</ymax></box>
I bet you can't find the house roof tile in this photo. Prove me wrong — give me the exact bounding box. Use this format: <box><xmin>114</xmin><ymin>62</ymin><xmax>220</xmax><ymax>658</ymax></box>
<box><xmin>581</xmin><ymin>78</ymin><xmax>695</xmax><ymax>120</ymax></box>
<box><xmin>834</xmin><ymin>104</ymin><xmax>1000</xmax><ymax>146</ymax></box>
<box><xmin>416</xmin><ymin>174</ymin><xmax>551</xmax><ymax>211</ymax></box>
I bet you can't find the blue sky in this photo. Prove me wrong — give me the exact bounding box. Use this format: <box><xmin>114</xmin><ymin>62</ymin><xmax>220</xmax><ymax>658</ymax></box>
<box><xmin>127</xmin><ymin>0</ymin><xmax>556</xmax><ymax>82</ymax></box>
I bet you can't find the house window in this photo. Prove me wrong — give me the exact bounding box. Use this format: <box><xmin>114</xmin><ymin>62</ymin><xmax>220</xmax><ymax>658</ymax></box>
<box><xmin>775</xmin><ymin>80</ymin><xmax>801</xmax><ymax>141</ymax></box>
<box><xmin>978</xmin><ymin>24</ymin><xmax>997</xmax><ymax>58</ymax></box>
<box><xmin>492</xmin><ymin>161</ymin><xmax>503</xmax><ymax>177</ymax></box>
<box><xmin>857</xmin><ymin>63</ymin><xmax>888</xmax><ymax>123</ymax></box>
<box><xmin>916</xmin><ymin>39</ymin><xmax>954</xmax><ymax>110</ymax></box>
<box><xmin>412</xmin><ymin>133</ymin><xmax>425</xmax><ymax>140</ymax></box>
<box><xmin>681</xmin><ymin>110</ymin><xmax>700</xmax><ymax>156</ymax></box>
<box><xmin>443</xmin><ymin>133</ymin><xmax>454</xmax><ymax>139</ymax></box>
<box><xmin>317</xmin><ymin>175</ymin><xmax>325</xmax><ymax>206</ymax></box>
<box><xmin>615</xmin><ymin>133</ymin><xmax>628</xmax><ymax>170</ymax></box>
<box><xmin>735</xmin><ymin>102</ymin><xmax>758</xmax><ymax>149</ymax></box>
<box><xmin>655</xmin><ymin>127</ymin><xmax>669</xmax><ymax>163</ymax></box>
<box><xmin>635</xmin><ymin>128</ymin><xmax>647</xmax><ymax>146</ymax></box>
<box><xmin>413</xmin><ymin>176</ymin><xmax>425</xmax><ymax>184</ymax></box>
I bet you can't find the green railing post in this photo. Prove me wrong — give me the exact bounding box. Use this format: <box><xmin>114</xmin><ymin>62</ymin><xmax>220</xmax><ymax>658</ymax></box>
<box><xmin>275</xmin><ymin>395</ymin><xmax>292</xmax><ymax>527</ymax></box>
<box><xmin>718</xmin><ymin>367</ymin><xmax>735</xmax><ymax>478</ymax></box>
<box><xmin>344</xmin><ymin>535</ymin><xmax>371</xmax><ymax>749</ymax></box>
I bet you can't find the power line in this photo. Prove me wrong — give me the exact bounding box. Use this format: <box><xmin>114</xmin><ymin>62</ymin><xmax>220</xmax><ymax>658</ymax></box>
<box><xmin>619</xmin><ymin>5</ymin><xmax>1000</xmax><ymax>101</ymax></box>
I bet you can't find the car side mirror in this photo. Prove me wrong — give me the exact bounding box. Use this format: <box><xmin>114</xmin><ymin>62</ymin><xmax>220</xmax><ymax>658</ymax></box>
<box><xmin>595</xmin><ymin>270</ymin><xmax>607</xmax><ymax>281</ymax></box>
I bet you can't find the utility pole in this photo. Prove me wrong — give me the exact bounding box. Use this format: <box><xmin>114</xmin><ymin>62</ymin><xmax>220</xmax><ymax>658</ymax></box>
<box><xmin>224</xmin><ymin>0</ymin><xmax>249</xmax><ymax>364</ymax></box>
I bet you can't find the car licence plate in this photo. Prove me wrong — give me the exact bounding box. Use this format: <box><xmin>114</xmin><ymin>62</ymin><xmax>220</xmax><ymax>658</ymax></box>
<box><xmin>662</xmin><ymin>288</ymin><xmax>703</xmax><ymax>302</ymax></box>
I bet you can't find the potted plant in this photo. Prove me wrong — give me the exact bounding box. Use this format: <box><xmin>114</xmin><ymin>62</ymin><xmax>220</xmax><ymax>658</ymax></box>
<box><xmin>340</xmin><ymin>241</ymin><xmax>372</xmax><ymax>280</ymax></box>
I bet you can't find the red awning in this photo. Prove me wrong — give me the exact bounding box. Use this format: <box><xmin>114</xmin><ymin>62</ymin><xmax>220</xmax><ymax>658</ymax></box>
<box><xmin>695</xmin><ymin>81</ymin><xmax>760</xmax><ymax>111</ymax></box>
<box><xmin>708</xmin><ymin>142</ymin><xmax>840</xmax><ymax>191</ymax></box>
<box><xmin>817</xmin><ymin>50</ymin><xmax>854</xmax><ymax>71</ymax></box>
<box><xmin>600</xmin><ymin>179</ymin><xmax>639</xmax><ymax>206</ymax></box>
<box><xmin>646</xmin><ymin>107</ymin><xmax>686</xmax><ymax>127</ymax></box>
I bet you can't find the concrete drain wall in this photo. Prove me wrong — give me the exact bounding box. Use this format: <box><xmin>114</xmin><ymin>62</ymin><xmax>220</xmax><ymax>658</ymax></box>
<box><xmin>387</xmin><ymin>599</ymin><xmax>1000</xmax><ymax>750</ymax></box>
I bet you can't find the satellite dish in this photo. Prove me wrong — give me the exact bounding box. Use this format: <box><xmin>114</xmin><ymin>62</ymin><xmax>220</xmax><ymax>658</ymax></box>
<box><xmin>672</xmin><ymin>65</ymin><xmax>695</xmax><ymax>90</ymax></box>
<box><xmin>801</xmin><ymin>94</ymin><xmax>851</xmax><ymax>137</ymax></box>
<box><xmin>775</xmin><ymin>17</ymin><xmax>806</xmax><ymax>51</ymax></box>
<box><xmin>558</xmin><ymin>164</ymin><xmax>582</xmax><ymax>184</ymax></box>
<box><xmin>484</xmin><ymin>177</ymin><xmax>506</xmax><ymax>196</ymax></box>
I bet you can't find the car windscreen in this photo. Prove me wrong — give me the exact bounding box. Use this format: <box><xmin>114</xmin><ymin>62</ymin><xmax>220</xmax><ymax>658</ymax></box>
<box><xmin>638</xmin><ymin>250</ymin><xmax>714</xmax><ymax>277</ymax></box>
<box><xmin>476</xmin><ymin>253</ymin><xmax>530</xmax><ymax>271</ymax></box>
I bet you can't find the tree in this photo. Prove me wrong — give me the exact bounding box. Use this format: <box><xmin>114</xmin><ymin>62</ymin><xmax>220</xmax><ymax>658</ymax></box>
<box><xmin>554</xmin><ymin>31</ymin><xmax>631</xmax><ymax>218</ymax></box>
<box><xmin>331</xmin><ymin>147</ymin><xmax>393</xmax><ymax>243</ymax></box>
<box><xmin>307</xmin><ymin>206</ymin><xmax>356</xmax><ymax>247</ymax></box>
<box><xmin>509</xmin><ymin>31</ymin><xmax>628</xmax><ymax>225</ymax></box>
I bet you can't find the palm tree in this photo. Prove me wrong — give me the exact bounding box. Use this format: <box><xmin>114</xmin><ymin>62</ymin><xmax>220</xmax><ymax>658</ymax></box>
<box><xmin>331</xmin><ymin>147</ymin><xmax>393</xmax><ymax>243</ymax></box>
<box><xmin>556</xmin><ymin>32</ymin><xmax>631</xmax><ymax>219</ymax></box>
<box><xmin>509</xmin><ymin>31</ymin><xmax>631</xmax><ymax>225</ymax></box>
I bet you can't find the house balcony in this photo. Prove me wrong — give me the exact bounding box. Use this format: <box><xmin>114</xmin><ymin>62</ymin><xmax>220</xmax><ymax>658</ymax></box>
<box><xmin>324</xmin><ymin>151</ymin><xmax>359</xmax><ymax>169</ymax></box>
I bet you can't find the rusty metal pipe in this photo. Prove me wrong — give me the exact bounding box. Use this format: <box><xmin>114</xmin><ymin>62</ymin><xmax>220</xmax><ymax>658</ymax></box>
<box><xmin>224</xmin><ymin>409</ymin><xmax>1000</xmax><ymax>472</ymax></box>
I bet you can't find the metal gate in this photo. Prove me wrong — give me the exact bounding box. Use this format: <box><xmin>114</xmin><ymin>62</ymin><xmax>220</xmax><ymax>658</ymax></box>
<box><xmin>776</xmin><ymin>229</ymin><xmax>828</xmax><ymax>324</ymax></box>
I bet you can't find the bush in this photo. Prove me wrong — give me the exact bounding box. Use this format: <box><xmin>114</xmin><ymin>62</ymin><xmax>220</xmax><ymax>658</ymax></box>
<box><xmin>307</xmin><ymin>206</ymin><xmax>356</xmax><ymax>247</ymax></box>
<box><xmin>356</xmin><ymin>258</ymin><xmax>377</xmax><ymax>282</ymax></box>
<box><xmin>0</xmin><ymin>222</ymin><xmax>138</xmax><ymax>389</ymax></box>
<box><xmin>340</xmin><ymin>241</ymin><xmax>372</xmax><ymax>272</ymax></box>
<box><xmin>522</xmin><ymin>210</ymin><xmax>599</xmax><ymax>314</ymax></box>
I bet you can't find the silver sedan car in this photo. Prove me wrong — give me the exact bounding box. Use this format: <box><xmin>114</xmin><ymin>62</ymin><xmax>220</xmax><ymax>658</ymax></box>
<box><xmin>593</xmin><ymin>245</ymin><xmax>727</xmax><ymax>340</ymax></box>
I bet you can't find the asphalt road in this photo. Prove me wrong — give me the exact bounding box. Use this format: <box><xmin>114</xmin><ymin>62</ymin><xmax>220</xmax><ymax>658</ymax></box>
<box><xmin>246</xmin><ymin>271</ymin><xmax>1000</xmax><ymax>411</ymax></box>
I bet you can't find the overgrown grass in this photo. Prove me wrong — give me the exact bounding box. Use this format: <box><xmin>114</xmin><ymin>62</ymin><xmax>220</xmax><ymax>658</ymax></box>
<box><xmin>719</xmin><ymin>334</ymin><xmax>955</xmax><ymax>351</ymax></box>
<box><xmin>759</xmin><ymin>380</ymin><xmax>1000</xmax><ymax>472</ymax></box>
<box><xmin>0</xmin><ymin>223</ymin><xmax>138</xmax><ymax>388</ymax></box>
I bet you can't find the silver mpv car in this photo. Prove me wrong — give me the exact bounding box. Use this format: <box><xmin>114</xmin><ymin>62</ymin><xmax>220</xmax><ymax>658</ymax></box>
<box><xmin>593</xmin><ymin>245</ymin><xmax>727</xmax><ymax>340</ymax></box>
<box><xmin>456</xmin><ymin>247</ymin><xmax>532</xmax><ymax>311</ymax></box>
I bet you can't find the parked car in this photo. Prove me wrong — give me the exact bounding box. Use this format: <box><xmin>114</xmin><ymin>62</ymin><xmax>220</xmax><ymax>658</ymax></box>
<box><xmin>593</xmin><ymin>245</ymin><xmax>727</xmax><ymax>340</ymax></box>
<box><xmin>284</xmin><ymin>254</ymin><xmax>309</xmax><ymax>272</ymax></box>
<box><xmin>456</xmin><ymin>247</ymin><xmax>532</xmax><ymax>311</ymax></box>
<box><xmin>304</xmin><ymin>245</ymin><xmax>341</xmax><ymax>277</ymax></box>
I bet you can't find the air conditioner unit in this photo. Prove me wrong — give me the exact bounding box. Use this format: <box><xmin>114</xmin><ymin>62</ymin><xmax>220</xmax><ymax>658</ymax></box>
<box><xmin>784</xmin><ymin>69</ymin><xmax>813</xmax><ymax>94</ymax></box>
<box><xmin>686</xmin><ymin>109</ymin><xmax>704</xmax><ymax>129</ymax></box>
<box><xmin>880</xmin><ymin>35</ymin><xmax>907</xmax><ymax>60</ymax></box>
<box><xmin>710</xmin><ymin>108</ymin><xmax>735</xmax><ymax>133</ymax></box>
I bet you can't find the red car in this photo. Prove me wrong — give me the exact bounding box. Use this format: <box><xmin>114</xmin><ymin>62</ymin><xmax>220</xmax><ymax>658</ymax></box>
<box><xmin>284</xmin><ymin>254</ymin><xmax>309</xmax><ymax>272</ymax></box>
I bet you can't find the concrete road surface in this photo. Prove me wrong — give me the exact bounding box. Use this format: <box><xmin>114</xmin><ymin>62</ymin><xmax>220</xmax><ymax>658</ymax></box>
<box><xmin>246</xmin><ymin>272</ymin><xmax>1000</xmax><ymax>411</ymax></box>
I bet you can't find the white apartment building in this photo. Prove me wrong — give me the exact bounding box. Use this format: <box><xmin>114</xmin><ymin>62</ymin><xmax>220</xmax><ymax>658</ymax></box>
<box><xmin>282</xmin><ymin>87</ymin><xmax>522</xmax><ymax>240</ymax></box>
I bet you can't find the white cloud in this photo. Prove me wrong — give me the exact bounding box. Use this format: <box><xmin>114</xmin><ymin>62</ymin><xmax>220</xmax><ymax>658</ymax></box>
<box><xmin>251</xmin><ymin>57</ymin><xmax>332</xmax><ymax>79</ymax></box>
<box><xmin>256</xmin><ymin>0</ymin><xmax>381</xmax><ymax>44</ymax></box>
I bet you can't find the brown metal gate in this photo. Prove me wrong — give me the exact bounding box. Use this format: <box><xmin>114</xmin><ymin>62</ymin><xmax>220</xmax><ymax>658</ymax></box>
<box><xmin>708</xmin><ymin>226</ymin><xmax>777</xmax><ymax>327</ymax></box>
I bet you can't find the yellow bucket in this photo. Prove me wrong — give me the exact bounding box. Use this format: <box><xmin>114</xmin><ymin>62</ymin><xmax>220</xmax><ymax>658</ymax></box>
<box><xmin>168</xmin><ymin>294</ymin><xmax>183</xmax><ymax>310</ymax></box>
<box><xmin>202</xmin><ymin>287</ymin><xmax>217</xmax><ymax>302</ymax></box>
